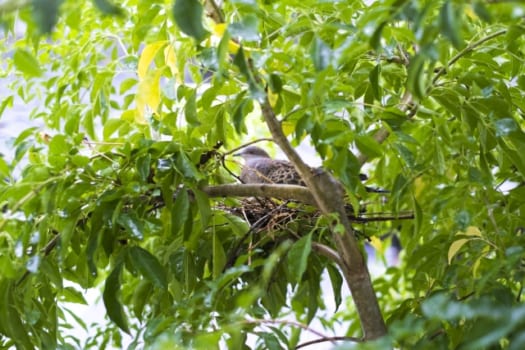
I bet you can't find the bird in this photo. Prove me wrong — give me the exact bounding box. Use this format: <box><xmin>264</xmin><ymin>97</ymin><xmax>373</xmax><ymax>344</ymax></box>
<box><xmin>234</xmin><ymin>146</ymin><xmax>387</xmax><ymax>193</ymax></box>
<box><xmin>234</xmin><ymin>146</ymin><xmax>306</xmax><ymax>185</ymax></box>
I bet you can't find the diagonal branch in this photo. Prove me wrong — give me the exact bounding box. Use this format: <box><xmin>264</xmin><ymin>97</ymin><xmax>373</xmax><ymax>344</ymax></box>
<box><xmin>258</xmin><ymin>98</ymin><xmax>387</xmax><ymax>339</ymax></box>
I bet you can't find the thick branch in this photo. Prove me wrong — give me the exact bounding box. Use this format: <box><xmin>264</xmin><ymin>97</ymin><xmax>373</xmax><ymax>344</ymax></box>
<box><xmin>259</xmin><ymin>98</ymin><xmax>387</xmax><ymax>339</ymax></box>
<box><xmin>202</xmin><ymin>184</ymin><xmax>316</xmax><ymax>205</ymax></box>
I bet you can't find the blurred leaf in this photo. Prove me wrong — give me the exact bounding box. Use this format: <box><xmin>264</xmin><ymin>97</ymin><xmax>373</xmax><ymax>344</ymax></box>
<box><xmin>61</xmin><ymin>286</ymin><xmax>88</xmax><ymax>304</ymax></box>
<box><xmin>193</xmin><ymin>188</ymin><xmax>211</xmax><ymax>228</ymax></box>
<box><xmin>184</xmin><ymin>90</ymin><xmax>200</xmax><ymax>126</ymax></box>
<box><xmin>494</xmin><ymin>118</ymin><xmax>518</xmax><ymax>137</ymax></box>
<box><xmin>472</xmin><ymin>2</ymin><xmax>491</xmax><ymax>23</ymax></box>
<box><xmin>32</xmin><ymin>0</ymin><xmax>62</xmax><ymax>34</ymax></box>
<box><xmin>136</xmin><ymin>153</ymin><xmax>151</xmax><ymax>182</ymax></box>
<box><xmin>355</xmin><ymin>134</ymin><xmax>383</xmax><ymax>159</ymax></box>
<box><xmin>138</xmin><ymin>41</ymin><xmax>167</xmax><ymax>79</ymax></box>
<box><xmin>370</xmin><ymin>21</ymin><xmax>386</xmax><ymax>51</ymax></box>
<box><xmin>129</xmin><ymin>246</ymin><xmax>168</xmax><ymax>289</ymax></box>
<box><xmin>228</xmin><ymin>15</ymin><xmax>259</xmax><ymax>41</ymax></box>
<box><xmin>311</xmin><ymin>37</ymin><xmax>332</xmax><ymax>71</ymax></box>
<box><xmin>233</xmin><ymin>47</ymin><xmax>264</xmax><ymax>100</ymax></box>
<box><xmin>369</xmin><ymin>64</ymin><xmax>382</xmax><ymax>101</ymax></box>
<box><xmin>406</xmin><ymin>52</ymin><xmax>426</xmax><ymax>99</ymax></box>
<box><xmin>92</xmin><ymin>0</ymin><xmax>123</xmax><ymax>15</ymax></box>
<box><xmin>448</xmin><ymin>238</ymin><xmax>469</xmax><ymax>264</ymax></box>
<box><xmin>172</xmin><ymin>189</ymin><xmax>190</xmax><ymax>237</ymax></box>
<box><xmin>440</xmin><ymin>1</ymin><xmax>464</xmax><ymax>49</ymax></box>
<box><xmin>172</xmin><ymin>0</ymin><xmax>209</xmax><ymax>42</ymax></box>
<box><xmin>13</xmin><ymin>49</ymin><xmax>42</xmax><ymax>77</ymax></box>
<box><xmin>212</xmin><ymin>233</ymin><xmax>226</xmax><ymax>279</ymax></box>
<box><xmin>287</xmin><ymin>233</ymin><xmax>312</xmax><ymax>284</ymax></box>
<box><xmin>326</xmin><ymin>264</ymin><xmax>342</xmax><ymax>311</ymax></box>
<box><xmin>103</xmin><ymin>261</ymin><xmax>130</xmax><ymax>333</ymax></box>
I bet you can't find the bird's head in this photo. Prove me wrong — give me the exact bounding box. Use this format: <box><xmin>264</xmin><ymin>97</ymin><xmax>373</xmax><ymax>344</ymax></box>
<box><xmin>234</xmin><ymin>146</ymin><xmax>271</xmax><ymax>161</ymax></box>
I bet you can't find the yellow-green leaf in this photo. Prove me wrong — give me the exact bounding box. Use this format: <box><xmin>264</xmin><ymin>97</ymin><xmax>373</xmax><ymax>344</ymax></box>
<box><xmin>138</xmin><ymin>41</ymin><xmax>167</xmax><ymax>79</ymax></box>
<box><xmin>13</xmin><ymin>49</ymin><xmax>42</xmax><ymax>77</ymax></box>
<box><xmin>448</xmin><ymin>238</ymin><xmax>468</xmax><ymax>264</ymax></box>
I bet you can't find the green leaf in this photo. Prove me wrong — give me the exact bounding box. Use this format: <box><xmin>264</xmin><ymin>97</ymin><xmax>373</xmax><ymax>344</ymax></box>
<box><xmin>369</xmin><ymin>64</ymin><xmax>382</xmax><ymax>101</ymax></box>
<box><xmin>212</xmin><ymin>232</ymin><xmax>227</xmax><ymax>279</ymax></box>
<box><xmin>92</xmin><ymin>0</ymin><xmax>123</xmax><ymax>15</ymax></box>
<box><xmin>118</xmin><ymin>213</ymin><xmax>144</xmax><ymax>240</ymax></box>
<box><xmin>326</xmin><ymin>264</ymin><xmax>342</xmax><ymax>311</ymax></box>
<box><xmin>172</xmin><ymin>189</ymin><xmax>190</xmax><ymax>237</ymax></box>
<box><xmin>32</xmin><ymin>0</ymin><xmax>62</xmax><ymax>34</ymax></box>
<box><xmin>128</xmin><ymin>246</ymin><xmax>168</xmax><ymax>289</ymax></box>
<box><xmin>472</xmin><ymin>2</ymin><xmax>491</xmax><ymax>23</ymax></box>
<box><xmin>103</xmin><ymin>262</ymin><xmax>130</xmax><ymax>333</ymax></box>
<box><xmin>13</xmin><ymin>49</ymin><xmax>43</xmax><ymax>77</ymax></box>
<box><xmin>0</xmin><ymin>95</ymin><xmax>14</xmax><ymax>117</ymax></box>
<box><xmin>311</xmin><ymin>37</ymin><xmax>332</xmax><ymax>71</ymax></box>
<box><xmin>61</xmin><ymin>286</ymin><xmax>88</xmax><ymax>304</ymax></box>
<box><xmin>136</xmin><ymin>153</ymin><xmax>151</xmax><ymax>182</ymax></box>
<box><xmin>172</xmin><ymin>0</ymin><xmax>209</xmax><ymax>42</ymax></box>
<box><xmin>228</xmin><ymin>15</ymin><xmax>259</xmax><ymax>41</ymax></box>
<box><xmin>287</xmin><ymin>233</ymin><xmax>312</xmax><ymax>284</ymax></box>
<box><xmin>370</xmin><ymin>21</ymin><xmax>386</xmax><ymax>51</ymax></box>
<box><xmin>355</xmin><ymin>134</ymin><xmax>383</xmax><ymax>159</ymax></box>
<box><xmin>233</xmin><ymin>47</ymin><xmax>264</xmax><ymax>101</ymax></box>
<box><xmin>184</xmin><ymin>90</ymin><xmax>200</xmax><ymax>126</ymax></box>
<box><xmin>440</xmin><ymin>1</ymin><xmax>464</xmax><ymax>50</ymax></box>
<box><xmin>406</xmin><ymin>53</ymin><xmax>426</xmax><ymax>99</ymax></box>
<box><xmin>193</xmin><ymin>188</ymin><xmax>211</xmax><ymax>228</ymax></box>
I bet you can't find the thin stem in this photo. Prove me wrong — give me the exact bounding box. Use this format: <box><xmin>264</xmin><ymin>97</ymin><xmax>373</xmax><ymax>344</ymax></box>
<box><xmin>432</xmin><ymin>29</ymin><xmax>507</xmax><ymax>85</ymax></box>
<box><xmin>296</xmin><ymin>336</ymin><xmax>363</xmax><ymax>349</ymax></box>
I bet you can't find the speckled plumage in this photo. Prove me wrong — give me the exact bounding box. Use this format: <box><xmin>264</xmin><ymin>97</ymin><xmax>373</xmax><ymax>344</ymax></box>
<box><xmin>235</xmin><ymin>146</ymin><xmax>306</xmax><ymax>185</ymax></box>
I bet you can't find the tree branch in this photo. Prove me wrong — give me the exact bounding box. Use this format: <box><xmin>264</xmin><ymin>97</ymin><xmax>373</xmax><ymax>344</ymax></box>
<box><xmin>202</xmin><ymin>184</ymin><xmax>317</xmax><ymax>205</ymax></box>
<box><xmin>311</xmin><ymin>242</ymin><xmax>342</xmax><ymax>266</ymax></box>
<box><xmin>257</xmin><ymin>98</ymin><xmax>387</xmax><ymax>339</ymax></box>
<box><xmin>296</xmin><ymin>336</ymin><xmax>363</xmax><ymax>349</ymax></box>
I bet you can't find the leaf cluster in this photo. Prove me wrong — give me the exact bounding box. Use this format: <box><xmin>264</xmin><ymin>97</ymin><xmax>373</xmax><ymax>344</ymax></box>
<box><xmin>1</xmin><ymin>0</ymin><xmax>525</xmax><ymax>348</ymax></box>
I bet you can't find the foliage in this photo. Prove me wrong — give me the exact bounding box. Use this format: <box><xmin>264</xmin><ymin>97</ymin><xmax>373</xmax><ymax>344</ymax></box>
<box><xmin>1</xmin><ymin>0</ymin><xmax>525</xmax><ymax>349</ymax></box>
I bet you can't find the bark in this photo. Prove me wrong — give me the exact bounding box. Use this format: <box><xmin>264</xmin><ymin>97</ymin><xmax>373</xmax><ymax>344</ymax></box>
<box><xmin>259</xmin><ymin>99</ymin><xmax>387</xmax><ymax>339</ymax></box>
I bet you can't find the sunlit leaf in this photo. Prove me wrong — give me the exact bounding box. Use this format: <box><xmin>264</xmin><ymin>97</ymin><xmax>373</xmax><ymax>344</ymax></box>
<box><xmin>138</xmin><ymin>41</ymin><xmax>167</xmax><ymax>79</ymax></box>
<box><xmin>118</xmin><ymin>213</ymin><xmax>144</xmax><ymax>240</ymax></box>
<box><xmin>13</xmin><ymin>49</ymin><xmax>42</xmax><ymax>77</ymax></box>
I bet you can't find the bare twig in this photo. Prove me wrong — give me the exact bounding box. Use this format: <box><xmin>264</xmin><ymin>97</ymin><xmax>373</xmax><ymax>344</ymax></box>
<box><xmin>311</xmin><ymin>242</ymin><xmax>342</xmax><ymax>266</ymax></box>
<box><xmin>204</xmin><ymin>0</ymin><xmax>224</xmax><ymax>23</ymax></box>
<box><xmin>243</xmin><ymin>318</ymin><xmax>349</xmax><ymax>342</ymax></box>
<box><xmin>16</xmin><ymin>231</ymin><xmax>61</xmax><ymax>286</ymax></box>
<box><xmin>223</xmin><ymin>138</ymin><xmax>274</xmax><ymax>157</ymax></box>
<box><xmin>432</xmin><ymin>29</ymin><xmax>507</xmax><ymax>85</ymax></box>
<box><xmin>296</xmin><ymin>336</ymin><xmax>363</xmax><ymax>349</ymax></box>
